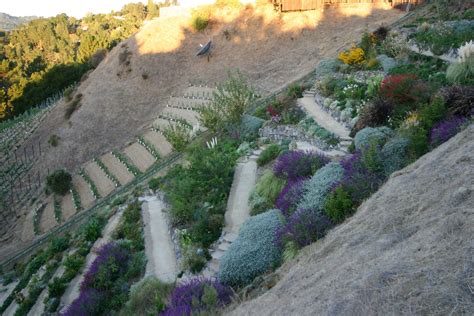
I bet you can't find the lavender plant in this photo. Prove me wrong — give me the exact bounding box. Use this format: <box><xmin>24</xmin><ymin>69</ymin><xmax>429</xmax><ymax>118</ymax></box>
<box><xmin>275</xmin><ymin>178</ymin><xmax>307</xmax><ymax>217</ymax></box>
<box><xmin>160</xmin><ymin>277</ymin><xmax>234</xmax><ymax>316</ymax></box>
<box><xmin>273</xmin><ymin>151</ymin><xmax>329</xmax><ymax>180</ymax></box>
<box><xmin>429</xmin><ymin>116</ymin><xmax>467</xmax><ymax>147</ymax></box>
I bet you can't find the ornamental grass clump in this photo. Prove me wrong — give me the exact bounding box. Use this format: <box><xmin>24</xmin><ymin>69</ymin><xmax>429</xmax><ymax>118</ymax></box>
<box><xmin>121</xmin><ymin>276</ymin><xmax>172</xmax><ymax>315</ymax></box>
<box><xmin>429</xmin><ymin>116</ymin><xmax>467</xmax><ymax>148</ymax></box>
<box><xmin>273</xmin><ymin>150</ymin><xmax>329</xmax><ymax>181</ymax></box>
<box><xmin>275</xmin><ymin>178</ymin><xmax>307</xmax><ymax>217</ymax></box>
<box><xmin>160</xmin><ymin>277</ymin><xmax>233</xmax><ymax>316</ymax></box>
<box><xmin>250</xmin><ymin>170</ymin><xmax>286</xmax><ymax>215</ymax></box>
<box><xmin>446</xmin><ymin>40</ymin><xmax>474</xmax><ymax>85</ymax></box>
<box><xmin>219</xmin><ymin>210</ymin><xmax>283</xmax><ymax>287</ymax></box>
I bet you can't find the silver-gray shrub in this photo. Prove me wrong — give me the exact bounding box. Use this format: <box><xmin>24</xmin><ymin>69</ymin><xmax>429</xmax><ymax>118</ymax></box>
<box><xmin>381</xmin><ymin>136</ymin><xmax>411</xmax><ymax>176</ymax></box>
<box><xmin>218</xmin><ymin>210</ymin><xmax>283</xmax><ymax>286</ymax></box>
<box><xmin>354</xmin><ymin>126</ymin><xmax>393</xmax><ymax>150</ymax></box>
<box><xmin>297</xmin><ymin>162</ymin><xmax>344</xmax><ymax>212</ymax></box>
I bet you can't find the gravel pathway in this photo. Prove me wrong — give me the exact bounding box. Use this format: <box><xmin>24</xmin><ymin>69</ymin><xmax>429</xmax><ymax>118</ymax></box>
<box><xmin>298</xmin><ymin>96</ymin><xmax>351</xmax><ymax>139</ymax></box>
<box><xmin>141</xmin><ymin>195</ymin><xmax>178</xmax><ymax>284</ymax></box>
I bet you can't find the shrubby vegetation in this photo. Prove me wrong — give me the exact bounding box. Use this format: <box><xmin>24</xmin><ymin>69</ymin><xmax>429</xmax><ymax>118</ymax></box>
<box><xmin>256</xmin><ymin>144</ymin><xmax>281</xmax><ymax>166</ymax></box>
<box><xmin>120</xmin><ymin>276</ymin><xmax>172</xmax><ymax>315</ymax></box>
<box><xmin>162</xmin><ymin>138</ymin><xmax>238</xmax><ymax>247</ymax></box>
<box><xmin>199</xmin><ymin>70</ymin><xmax>257</xmax><ymax>133</ymax></box>
<box><xmin>161</xmin><ymin>277</ymin><xmax>234</xmax><ymax>315</ymax></box>
<box><xmin>249</xmin><ymin>170</ymin><xmax>285</xmax><ymax>216</ymax></box>
<box><xmin>46</xmin><ymin>169</ymin><xmax>72</xmax><ymax>196</ymax></box>
<box><xmin>219</xmin><ymin>210</ymin><xmax>283</xmax><ymax>286</ymax></box>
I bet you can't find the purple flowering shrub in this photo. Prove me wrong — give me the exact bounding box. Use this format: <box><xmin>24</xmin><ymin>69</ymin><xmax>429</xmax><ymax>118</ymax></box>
<box><xmin>160</xmin><ymin>277</ymin><xmax>234</xmax><ymax>316</ymax></box>
<box><xmin>429</xmin><ymin>116</ymin><xmax>467</xmax><ymax>147</ymax></box>
<box><xmin>80</xmin><ymin>242</ymin><xmax>130</xmax><ymax>291</ymax></box>
<box><xmin>275</xmin><ymin>208</ymin><xmax>333</xmax><ymax>248</ymax></box>
<box><xmin>61</xmin><ymin>288</ymin><xmax>104</xmax><ymax>316</ymax></box>
<box><xmin>61</xmin><ymin>242</ymin><xmax>134</xmax><ymax>316</ymax></box>
<box><xmin>273</xmin><ymin>150</ymin><xmax>330</xmax><ymax>180</ymax></box>
<box><xmin>275</xmin><ymin>178</ymin><xmax>307</xmax><ymax>217</ymax></box>
<box><xmin>338</xmin><ymin>149</ymin><xmax>386</xmax><ymax>205</ymax></box>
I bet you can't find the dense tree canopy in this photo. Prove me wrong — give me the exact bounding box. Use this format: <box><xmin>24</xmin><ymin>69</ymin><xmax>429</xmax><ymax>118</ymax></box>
<box><xmin>0</xmin><ymin>2</ymin><xmax>168</xmax><ymax>120</ymax></box>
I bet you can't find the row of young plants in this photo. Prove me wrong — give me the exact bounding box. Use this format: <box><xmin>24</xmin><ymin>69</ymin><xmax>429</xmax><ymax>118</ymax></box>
<box><xmin>53</xmin><ymin>195</ymin><xmax>62</xmax><ymax>223</ymax></box>
<box><xmin>70</xmin><ymin>186</ymin><xmax>82</xmax><ymax>212</ymax></box>
<box><xmin>112</xmin><ymin>150</ymin><xmax>142</xmax><ymax>177</ymax></box>
<box><xmin>79</xmin><ymin>168</ymin><xmax>101</xmax><ymax>199</ymax></box>
<box><xmin>32</xmin><ymin>204</ymin><xmax>45</xmax><ymax>235</ymax></box>
<box><xmin>0</xmin><ymin>234</ymin><xmax>72</xmax><ymax>314</ymax></box>
<box><xmin>94</xmin><ymin>157</ymin><xmax>121</xmax><ymax>188</ymax></box>
<box><xmin>137</xmin><ymin>136</ymin><xmax>161</xmax><ymax>160</ymax></box>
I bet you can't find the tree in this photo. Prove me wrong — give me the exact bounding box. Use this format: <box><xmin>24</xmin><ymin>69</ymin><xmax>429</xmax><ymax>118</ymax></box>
<box><xmin>147</xmin><ymin>0</ymin><xmax>160</xmax><ymax>19</ymax></box>
<box><xmin>46</xmin><ymin>169</ymin><xmax>72</xmax><ymax>196</ymax></box>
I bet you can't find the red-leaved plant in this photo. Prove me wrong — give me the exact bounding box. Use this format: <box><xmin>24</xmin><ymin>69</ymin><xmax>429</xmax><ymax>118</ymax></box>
<box><xmin>379</xmin><ymin>74</ymin><xmax>421</xmax><ymax>104</ymax></box>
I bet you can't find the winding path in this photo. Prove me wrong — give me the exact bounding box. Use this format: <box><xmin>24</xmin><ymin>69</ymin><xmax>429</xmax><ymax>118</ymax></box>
<box><xmin>141</xmin><ymin>195</ymin><xmax>178</xmax><ymax>283</ymax></box>
<box><xmin>201</xmin><ymin>154</ymin><xmax>259</xmax><ymax>277</ymax></box>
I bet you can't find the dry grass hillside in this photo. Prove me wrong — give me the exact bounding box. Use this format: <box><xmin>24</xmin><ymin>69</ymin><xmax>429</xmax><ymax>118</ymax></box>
<box><xmin>228</xmin><ymin>124</ymin><xmax>474</xmax><ymax>316</ymax></box>
<box><xmin>22</xmin><ymin>3</ymin><xmax>402</xmax><ymax>175</ymax></box>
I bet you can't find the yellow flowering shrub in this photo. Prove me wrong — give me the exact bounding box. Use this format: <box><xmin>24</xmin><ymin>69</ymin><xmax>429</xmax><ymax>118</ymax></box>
<box><xmin>339</xmin><ymin>46</ymin><xmax>365</xmax><ymax>65</ymax></box>
<box><xmin>403</xmin><ymin>111</ymin><xmax>420</xmax><ymax>128</ymax></box>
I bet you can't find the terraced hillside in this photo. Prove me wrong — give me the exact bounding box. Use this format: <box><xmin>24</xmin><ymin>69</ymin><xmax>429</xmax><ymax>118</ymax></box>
<box><xmin>18</xmin><ymin>85</ymin><xmax>213</xmax><ymax>248</ymax></box>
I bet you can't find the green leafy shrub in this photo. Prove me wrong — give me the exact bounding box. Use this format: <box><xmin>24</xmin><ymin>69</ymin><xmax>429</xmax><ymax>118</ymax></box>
<box><xmin>219</xmin><ymin>210</ymin><xmax>283</xmax><ymax>286</ymax></box>
<box><xmin>287</xmin><ymin>84</ymin><xmax>304</xmax><ymax>99</ymax></box>
<box><xmin>324</xmin><ymin>186</ymin><xmax>355</xmax><ymax>223</ymax></box>
<box><xmin>297</xmin><ymin>162</ymin><xmax>344</xmax><ymax>212</ymax></box>
<box><xmin>148</xmin><ymin>178</ymin><xmax>161</xmax><ymax>191</ymax></box>
<box><xmin>199</xmin><ymin>70</ymin><xmax>257</xmax><ymax>133</ymax></box>
<box><xmin>354</xmin><ymin>126</ymin><xmax>393</xmax><ymax>150</ymax></box>
<box><xmin>46</xmin><ymin>169</ymin><xmax>72</xmax><ymax>196</ymax></box>
<box><xmin>48</xmin><ymin>277</ymin><xmax>68</xmax><ymax>298</ymax></box>
<box><xmin>191</xmin><ymin>6</ymin><xmax>211</xmax><ymax>31</ymax></box>
<box><xmin>182</xmin><ymin>245</ymin><xmax>209</xmax><ymax>274</ymax></box>
<box><xmin>162</xmin><ymin>139</ymin><xmax>238</xmax><ymax>236</ymax></box>
<box><xmin>162</xmin><ymin>123</ymin><xmax>191</xmax><ymax>152</ymax></box>
<box><xmin>82</xmin><ymin>216</ymin><xmax>106</xmax><ymax>242</ymax></box>
<box><xmin>114</xmin><ymin>201</ymin><xmax>144</xmax><ymax>251</ymax></box>
<box><xmin>250</xmin><ymin>170</ymin><xmax>286</xmax><ymax>215</ymax></box>
<box><xmin>120</xmin><ymin>276</ymin><xmax>172</xmax><ymax>315</ymax></box>
<box><xmin>257</xmin><ymin>144</ymin><xmax>281</xmax><ymax>166</ymax></box>
<box><xmin>381</xmin><ymin>137</ymin><xmax>410</xmax><ymax>176</ymax></box>
<box><xmin>48</xmin><ymin>235</ymin><xmax>70</xmax><ymax>256</ymax></box>
<box><xmin>239</xmin><ymin>114</ymin><xmax>264</xmax><ymax>140</ymax></box>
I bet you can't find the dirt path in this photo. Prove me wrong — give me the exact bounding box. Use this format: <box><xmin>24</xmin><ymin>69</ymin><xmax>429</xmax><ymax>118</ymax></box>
<box><xmin>84</xmin><ymin>161</ymin><xmax>116</xmax><ymax>197</ymax></box>
<box><xmin>39</xmin><ymin>197</ymin><xmax>57</xmax><ymax>234</ymax></box>
<box><xmin>224</xmin><ymin>158</ymin><xmax>258</xmax><ymax>234</ymax></box>
<box><xmin>123</xmin><ymin>142</ymin><xmax>156</xmax><ymax>172</ymax></box>
<box><xmin>141</xmin><ymin>195</ymin><xmax>178</xmax><ymax>284</ymax></box>
<box><xmin>298</xmin><ymin>96</ymin><xmax>350</xmax><ymax>139</ymax></box>
<box><xmin>59</xmin><ymin>210</ymin><xmax>124</xmax><ymax>311</ymax></box>
<box><xmin>73</xmin><ymin>175</ymin><xmax>95</xmax><ymax>209</ymax></box>
<box><xmin>0</xmin><ymin>281</ymin><xmax>18</xmax><ymax>308</ymax></box>
<box><xmin>143</xmin><ymin>130</ymin><xmax>172</xmax><ymax>157</ymax></box>
<box><xmin>201</xmin><ymin>153</ymin><xmax>259</xmax><ymax>277</ymax></box>
<box><xmin>100</xmin><ymin>152</ymin><xmax>135</xmax><ymax>185</ymax></box>
<box><xmin>61</xmin><ymin>193</ymin><xmax>76</xmax><ymax>220</ymax></box>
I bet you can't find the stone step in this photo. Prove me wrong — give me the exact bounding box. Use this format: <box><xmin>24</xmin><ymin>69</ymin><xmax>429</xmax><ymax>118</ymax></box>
<box><xmin>223</xmin><ymin>232</ymin><xmax>238</xmax><ymax>243</ymax></box>
<box><xmin>218</xmin><ymin>241</ymin><xmax>231</xmax><ymax>252</ymax></box>
<box><xmin>211</xmin><ymin>250</ymin><xmax>225</xmax><ymax>260</ymax></box>
<box><xmin>209</xmin><ymin>259</ymin><xmax>220</xmax><ymax>272</ymax></box>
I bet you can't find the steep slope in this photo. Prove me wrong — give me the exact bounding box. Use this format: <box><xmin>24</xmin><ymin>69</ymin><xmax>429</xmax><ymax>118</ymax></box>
<box><xmin>22</xmin><ymin>3</ymin><xmax>402</xmax><ymax>175</ymax></box>
<box><xmin>228</xmin><ymin>124</ymin><xmax>474</xmax><ymax>315</ymax></box>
